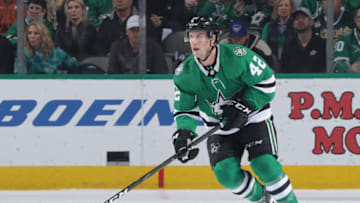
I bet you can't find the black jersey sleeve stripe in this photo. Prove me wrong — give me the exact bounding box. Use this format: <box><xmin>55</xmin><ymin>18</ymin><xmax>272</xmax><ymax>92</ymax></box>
<box><xmin>254</xmin><ymin>81</ymin><xmax>276</xmax><ymax>88</ymax></box>
<box><xmin>174</xmin><ymin>111</ymin><xmax>200</xmax><ymax>117</ymax></box>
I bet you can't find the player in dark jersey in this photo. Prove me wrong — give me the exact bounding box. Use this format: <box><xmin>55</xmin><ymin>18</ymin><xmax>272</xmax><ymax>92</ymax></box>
<box><xmin>171</xmin><ymin>16</ymin><xmax>298</xmax><ymax>203</ymax></box>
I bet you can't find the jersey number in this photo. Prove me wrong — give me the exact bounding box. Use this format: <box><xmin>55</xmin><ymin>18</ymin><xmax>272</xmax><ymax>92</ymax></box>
<box><xmin>250</xmin><ymin>56</ymin><xmax>266</xmax><ymax>76</ymax></box>
<box><xmin>174</xmin><ymin>86</ymin><xmax>180</xmax><ymax>101</ymax></box>
<box><xmin>335</xmin><ymin>41</ymin><xmax>344</xmax><ymax>52</ymax></box>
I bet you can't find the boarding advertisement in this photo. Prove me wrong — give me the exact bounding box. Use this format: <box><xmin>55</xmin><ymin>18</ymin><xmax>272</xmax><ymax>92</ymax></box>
<box><xmin>0</xmin><ymin>78</ymin><xmax>359</xmax><ymax>166</ymax></box>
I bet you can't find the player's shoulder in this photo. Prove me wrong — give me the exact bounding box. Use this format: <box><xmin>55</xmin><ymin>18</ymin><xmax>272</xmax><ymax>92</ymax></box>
<box><xmin>173</xmin><ymin>56</ymin><xmax>197</xmax><ymax>84</ymax></box>
<box><xmin>219</xmin><ymin>43</ymin><xmax>253</xmax><ymax>58</ymax></box>
<box><xmin>219</xmin><ymin>44</ymin><xmax>259</xmax><ymax>65</ymax></box>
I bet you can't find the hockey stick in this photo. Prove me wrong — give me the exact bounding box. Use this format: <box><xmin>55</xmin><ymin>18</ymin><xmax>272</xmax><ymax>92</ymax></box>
<box><xmin>104</xmin><ymin>125</ymin><xmax>221</xmax><ymax>203</ymax></box>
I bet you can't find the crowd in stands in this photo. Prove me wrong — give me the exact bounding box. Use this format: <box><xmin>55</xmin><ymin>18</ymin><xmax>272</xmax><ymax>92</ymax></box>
<box><xmin>0</xmin><ymin>0</ymin><xmax>360</xmax><ymax>74</ymax></box>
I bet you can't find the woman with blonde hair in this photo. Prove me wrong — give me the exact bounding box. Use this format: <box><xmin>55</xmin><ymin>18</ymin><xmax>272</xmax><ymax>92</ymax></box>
<box><xmin>55</xmin><ymin>0</ymin><xmax>98</xmax><ymax>61</ymax></box>
<box><xmin>261</xmin><ymin>0</ymin><xmax>297</xmax><ymax>72</ymax></box>
<box><xmin>14</xmin><ymin>21</ymin><xmax>80</xmax><ymax>74</ymax></box>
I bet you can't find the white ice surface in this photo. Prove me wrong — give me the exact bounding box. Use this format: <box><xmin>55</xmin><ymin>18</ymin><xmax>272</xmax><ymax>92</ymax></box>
<box><xmin>0</xmin><ymin>189</ymin><xmax>359</xmax><ymax>203</ymax></box>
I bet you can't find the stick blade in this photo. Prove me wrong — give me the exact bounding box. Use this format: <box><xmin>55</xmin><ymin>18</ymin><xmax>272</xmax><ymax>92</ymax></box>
<box><xmin>104</xmin><ymin>188</ymin><xmax>128</xmax><ymax>203</ymax></box>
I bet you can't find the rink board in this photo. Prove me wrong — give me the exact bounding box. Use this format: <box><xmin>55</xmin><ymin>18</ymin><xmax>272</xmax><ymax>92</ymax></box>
<box><xmin>0</xmin><ymin>74</ymin><xmax>360</xmax><ymax>189</ymax></box>
<box><xmin>0</xmin><ymin>166</ymin><xmax>360</xmax><ymax>190</ymax></box>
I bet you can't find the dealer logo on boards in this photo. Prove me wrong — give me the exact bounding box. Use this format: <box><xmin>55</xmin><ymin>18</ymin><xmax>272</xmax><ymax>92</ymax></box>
<box><xmin>289</xmin><ymin>91</ymin><xmax>360</xmax><ymax>155</ymax></box>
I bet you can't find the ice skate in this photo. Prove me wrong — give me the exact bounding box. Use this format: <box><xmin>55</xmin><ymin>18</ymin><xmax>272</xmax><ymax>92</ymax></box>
<box><xmin>258</xmin><ymin>187</ymin><xmax>276</xmax><ymax>203</ymax></box>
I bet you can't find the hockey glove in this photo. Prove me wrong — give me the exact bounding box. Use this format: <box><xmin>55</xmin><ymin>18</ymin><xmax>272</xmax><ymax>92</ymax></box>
<box><xmin>220</xmin><ymin>98</ymin><xmax>254</xmax><ymax>130</ymax></box>
<box><xmin>172</xmin><ymin>129</ymin><xmax>199</xmax><ymax>163</ymax></box>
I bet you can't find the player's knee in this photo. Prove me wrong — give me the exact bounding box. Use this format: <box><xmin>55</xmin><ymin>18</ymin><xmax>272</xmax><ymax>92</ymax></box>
<box><xmin>213</xmin><ymin>157</ymin><xmax>244</xmax><ymax>189</ymax></box>
<box><xmin>250</xmin><ymin>154</ymin><xmax>283</xmax><ymax>183</ymax></box>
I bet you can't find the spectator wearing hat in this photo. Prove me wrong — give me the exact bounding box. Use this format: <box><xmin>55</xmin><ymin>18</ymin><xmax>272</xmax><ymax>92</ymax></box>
<box><xmin>224</xmin><ymin>20</ymin><xmax>277</xmax><ymax>72</ymax></box>
<box><xmin>107</xmin><ymin>15</ymin><xmax>168</xmax><ymax>74</ymax></box>
<box><xmin>280</xmin><ymin>7</ymin><xmax>326</xmax><ymax>73</ymax></box>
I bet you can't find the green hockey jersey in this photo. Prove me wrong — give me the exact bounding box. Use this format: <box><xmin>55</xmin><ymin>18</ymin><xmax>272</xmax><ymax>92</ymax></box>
<box><xmin>313</xmin><ymin>7</ymin><xmax>353</xmax><ymax>43</ymax></box>
<box><xmin>334</xmin><ymin>28</ymin><xmax>360</xmax><ymax>72</ymax></box>
<box><xmin>173</xmin><ymin>43</ymin><xmax>275</xmax><ymax>134</ymax></box>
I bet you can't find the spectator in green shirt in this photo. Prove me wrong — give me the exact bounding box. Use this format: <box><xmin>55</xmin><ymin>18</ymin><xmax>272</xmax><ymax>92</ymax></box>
<box><xmin>14</xmin><ymin>21</ymin><xmax>80</xmax><ymax>74</ymax></box>
<box><xmin>197</xmin><ymin>0</ymin><xmax>253</xmax><ymax>29</ymax></box>
<box><xmin>86</xmin><ymin>0</ymin><xmax>113</xmax><ymax>27</ymax></box>
<box><xmin>313</xmin><ymin>0</ymin><xmax>353</xmax><ymax>43</ymax></box>
<box><xmin>334</xmin><ymin>6</ymin><xmax>360</xmax><ymax>73</ymax></box>
<box><xmin>5</xmin><ymin>0</ymin><xmax>54</xmax><ymax>46</ymax></box>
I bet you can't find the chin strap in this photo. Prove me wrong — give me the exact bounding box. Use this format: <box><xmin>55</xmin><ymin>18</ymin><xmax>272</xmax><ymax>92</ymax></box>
<box><xmin>199</xmin><ymin>46</ymin><xmax>215</xmax><ymax>62</ymax></box>
<box><xmin>198</xmin><ymin>38</ymin><xmax>216</xmax><ymax>62</ymax></box>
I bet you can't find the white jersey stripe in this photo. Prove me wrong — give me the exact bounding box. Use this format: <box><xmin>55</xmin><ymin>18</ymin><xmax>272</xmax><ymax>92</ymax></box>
<box><xmin>232</xmin><ymin>171</ymin><xmax>250</xmax><ymax>194</ymax></box>
<box><xmin>272</xmin><ymin>183</ymin><xmax>293</xmax><ymax>200</ymax></box>
<box><xmin>257</xmin><ymin>75</ymin><xmax>276</xmax><ymax>85</ymax></box>
<box><xmin>266</xmin><ymin>119</ymin><xmax>276</xmax><ymax>154</ymax></box>
<box><xmin>253</xmin><ymin>85</ymin><xmax>276</xmax><ymax>94</ymax></box>
<box><xmin>266</xmin><ymin>175</ymin><xmax>289</xmax><ymax>192</ymax></box>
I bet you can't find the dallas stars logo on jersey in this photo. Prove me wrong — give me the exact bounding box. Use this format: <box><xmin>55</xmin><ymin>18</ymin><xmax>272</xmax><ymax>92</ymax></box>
<box><xmin>209</xmin><ymin>91</ymin><xmax>229</xmax><ymax>116</ymax></box>
<box><xmin>233</xmin><ymin>47</ymin><xmax>247</xmax><ymax>56</ymax></box>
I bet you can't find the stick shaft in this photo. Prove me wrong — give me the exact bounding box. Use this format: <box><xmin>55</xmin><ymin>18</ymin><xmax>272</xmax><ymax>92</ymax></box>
<box><xmin>104</xmin><ymin>125</ymin><xmax>220</xmax><ymax>203</ymax></box>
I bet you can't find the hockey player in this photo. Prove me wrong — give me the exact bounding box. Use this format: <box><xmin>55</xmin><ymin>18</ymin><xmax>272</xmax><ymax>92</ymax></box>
<box><xmin>172</xmin><ymin>16</ymin><xmax>298</xmax><ymax>203</ymax></box>
<box><xmin>334</xmin><ymin>6</ymin><xmax>360</xmax><ymax>73</ymax></box>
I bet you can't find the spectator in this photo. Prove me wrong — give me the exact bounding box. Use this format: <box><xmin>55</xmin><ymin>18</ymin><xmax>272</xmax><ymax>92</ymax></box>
<box><xmin>147</xmin><ymin>0</ymin><xmax>166</xmax><ymax>43</ymax></box>
<box><xmin>197</xmin><ymin>0</ymin><xmax>254</xmax><ymax>29</ymax></box>
<box><xmin>48</xmin><ymin>0</ymin><xmax>66</xmax><ymax>29</ymax></box>
<box><xmin>46</xmin><ymin>0</ymin><xmax>58</xmax><ymax>30</ymax></box>
<box><xmin>5</xmin><ymin>0</ymin><xmax>54</xmax><ymax>46</ymax></box>
<box><xmin>108</xmin><ymin>15</ymin><xmax>168</xmax><ymax>74</ymax></box>
<box><xmin>185</xmin><ymin>0</ymin><xmax>201</xmax><ymax>22</ymax></box>
<box><xmin>0</xmin><ymin>0</ymin><xmax>18</xmax><ymax>36</ymax></box>
<box><xmin>164</xmin><ymin>0</ymin><xmax>188</xmax><ymax>31</ymax></box>
<box><xmin>97</xmin><ymin>0</ymin><xmax>138</xmax><ymax>55</ymax></box>
<box><xmin>55</xmin><ymin>0</ymin><xmax>97</xmax><ymax>61</ymax></box>
<box><xmin>334</xmin><ymin>6</ymin><xmax>360</xmax><ymax>73</ymax></box>
<box><xmin>0</xmin><ymin>35</ymin><xmax>15</xmax><ymax>73</ymax></box>
<box><xmin>249</xmin><ymin>0</ymin><xmax>274</xmax><ymax>36</ymax></box>
<box><xmin>40</xmin><ymin>0</ymin><xmax>67</xmax><ymax>30</ymax></box>
<box><xmin>344</xmin><ymin>0</ymin><xmax>360</xmax><ymax>18</ymax></box>
<box><xmin>147</xmin><ymin>0</ymin><xmax>188</xmax><ymax>42</ymax></box>
<box><xmin>313</xmin><ymin>0</ymin><xmax>352</xmax><ymax>43</ymax></box>
<box><xmin>300</xmin><ymin>0</ymin><xmax>321</xmax><ymax>18</ymax></box>
<box><xmin>261</xmin><ymin>0</ymin><xmax>296</xmax><ymax>70</ymax></box>
<box><xmin>14</xmin><ymin>21</ymin><xmax>80</xmax><ymax>74</ymax></box>
<box><xmin>86</xmin><ymin>0</ymin><xmax>113</xmax><ymax>27</ymax></box>
<box><xmin>302</xmin><ymin>0</ymin><xmax>358</xmax><ymax>19</ymax></box>
<box><xmin>159</xmin><ymin>0</ymin><xmax>207</xmax><ymax>31</ymax></box>
<box><xmin>224</xmin><ymin>20</ymin><xmax>276</xmax><ymax>72</ymax></box>
<box><xmin>280</xmin><ymin>7</ymin><xmax>326</xmax><ymax>73</ymax></box>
